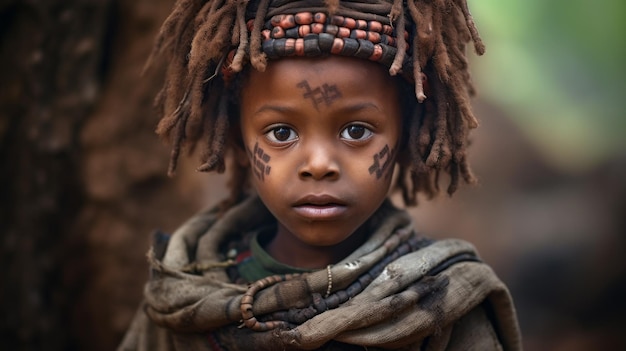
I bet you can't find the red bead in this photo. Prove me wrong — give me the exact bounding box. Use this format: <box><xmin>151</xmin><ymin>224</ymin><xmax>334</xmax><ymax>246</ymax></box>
<box><xmin>262</xmin><ymin>29</ymin><xmax>271</xmax><ymax>40</ymax></box>
<box><xmin>295</xmin><ymin>12</ymin><xmax>313</xmax><ymax>25</ymax></box>
<box><xmin>331</xmin><ymin>38</ymin><xmax>344</xmax><ymax>54</ymax></box>
<box><xmin>271</xmin><ymin>26</ymin><xmax>285</xmax><ymax>39</ymax></box>
<box><xmin>353</xmin><ymin>29</ymin><xmax>367</xmax><ymax>40</ymax></box>
<box><xmin>280</xmin><ymin>15</ymin><xmax>296</xmax><ymax>29</ymax></box>
<box><xmin>314</xmin><ymin>12</ymin><xmax>327</xmax><ymax>24</ymax></box>
<box><xmin>337</xmin><ymin>27</ymin><xmax>350</xmax><ymax>38</ymax></box>
<box><xmin>330</xmin><ymin>15</ymin><xmax>344</xmax><ymax>26</ymax></box>
<box><xmin>367</xmin><ymin>31</ymin><xmax>381</xmax><ymax>43</ymax></box>
<box><xmin>298</xmin><ymin>25</ymin><xmax>311</xmax><ymax>36</ymax></box>
<box><xmin>356</xmin><ymin>19</ymin><xmax>368</xmax><ymax>30</ymax></box>
<box><xmin>344</xmin><ymin>17</ymin><xmax>356</xmax><ymax>29</ymax></box>
<box><xmin>368</xmin><ymin>21</ymin><xmax>383</xmax><ymax>33</ymax></box>
<box><xmin>369</xmin><ymin>44</ymin><xmax>383</xmax><ymax>61</ymax></box>
<box><xmin>311</xmin><ymin>23</ymin><xmax>324</xmax><ymax>34</ymax></box>
<box><xmin>295</xmin><ymin>38</ymin><xmax>305</xmax><ymax>56</ymax></box>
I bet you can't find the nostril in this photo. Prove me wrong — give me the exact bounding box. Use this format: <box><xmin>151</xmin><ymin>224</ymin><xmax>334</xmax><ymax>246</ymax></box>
<box><xmin>299</xmin><ymin>169</ymin><xmax>338</xmax><ymax>180</ymax></box>
<box><xmin>298</xmin><ymin>151</ymin><xmax>340</xmax><ymax>180</ymax></box>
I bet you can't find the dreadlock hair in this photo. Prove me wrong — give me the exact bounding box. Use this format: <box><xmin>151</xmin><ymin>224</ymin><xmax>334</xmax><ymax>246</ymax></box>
<box><xmin>147</xmin><ymin>0</ymin><xmax>485</xmax><ymax>209</ymax></box>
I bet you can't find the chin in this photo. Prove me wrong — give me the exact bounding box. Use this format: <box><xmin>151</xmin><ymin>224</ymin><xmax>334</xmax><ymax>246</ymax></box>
<box><xmin>294</xmin><ymin>226</ymin><xmax>356</xmax><ymax>247</ymax></box>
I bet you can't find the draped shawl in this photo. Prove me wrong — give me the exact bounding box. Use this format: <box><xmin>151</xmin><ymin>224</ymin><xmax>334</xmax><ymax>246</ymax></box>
<box><xmin>118</xmin><ymin>195</ymin><xmax>522</xmax><ymax>350</ymax></box>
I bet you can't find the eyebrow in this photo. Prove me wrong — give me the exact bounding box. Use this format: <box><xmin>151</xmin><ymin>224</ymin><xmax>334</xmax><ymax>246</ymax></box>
<box><xmin>336</xmin><ymin>102</ymin><xmax>381</xmax><ymax>114</ymax></box>
<box><xmin>254</xmin><ymin>105</ymin><xmax>294</xmax><ymax>115</ymax></box>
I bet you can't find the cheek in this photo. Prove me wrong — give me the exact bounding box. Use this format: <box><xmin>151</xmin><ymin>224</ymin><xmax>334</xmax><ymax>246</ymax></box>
<box><xmin>366</xmin><ymin>144</ymin><xmax>397</xmax><ymax>181</ymax></box>
<box><xmin>247</xmin><ymin>141</ymin><xmax>273</xmax><ymax>182</ymax></box>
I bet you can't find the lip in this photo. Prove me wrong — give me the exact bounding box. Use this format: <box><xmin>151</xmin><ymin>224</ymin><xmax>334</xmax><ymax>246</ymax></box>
<box><xmin>292</xmin><ymin>194</ymin><xmax>348</xmax><ymax>220</ymax></box>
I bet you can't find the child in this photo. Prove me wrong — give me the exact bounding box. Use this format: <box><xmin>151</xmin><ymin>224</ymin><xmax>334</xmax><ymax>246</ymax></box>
<box><xmin>119</xmin><ymin>0</ymin><xmax>521</xmax><ymax>350</ymax></box>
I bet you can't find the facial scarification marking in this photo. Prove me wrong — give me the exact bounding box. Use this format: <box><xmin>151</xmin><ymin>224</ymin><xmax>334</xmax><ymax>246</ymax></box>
<box><xmin>296</xmin><ymin>80</ymin><xmax>342</xmax><ymax>111</ymax></box>
<box><xmin>368</xmin><ymin>144</ymin><xmax>395</xmax><ymax>179</ymax></box>
<box><xmin>248</xmin><ymin>142</ymin><xmax>271</xmax><ymax>181</ymax></box>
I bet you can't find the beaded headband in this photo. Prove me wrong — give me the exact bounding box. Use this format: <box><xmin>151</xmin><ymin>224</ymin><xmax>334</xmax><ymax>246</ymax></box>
<box><xmin>260</xmin><ymin>12</ymin><xmax>408</xmax><ymax>67</ymax></box>
<box><xmin>222</xmin><ymin>9</ymin><xmax>424</xmax><ymax>92</ymax></box>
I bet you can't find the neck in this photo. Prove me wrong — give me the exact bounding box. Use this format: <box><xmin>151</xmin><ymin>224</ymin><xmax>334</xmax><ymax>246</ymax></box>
<box><xmin>266</xmin><ymin>224</ymin><xmax>368</xmax><ymax>269</ymax></box>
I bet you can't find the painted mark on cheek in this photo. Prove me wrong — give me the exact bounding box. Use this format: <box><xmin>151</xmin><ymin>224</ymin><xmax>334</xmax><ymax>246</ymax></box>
<box><xmin>368</xmin><ymin>144</ymin><xmax>395</xmax><ymax>180</ymax></box>
<box><xmin>296</xmin><ymin>80</ymin><xmax>342</xmax><ymax>111</ymax></box>
<box><xmin>248</xmin><ymin>142</ymin><xmax>271</xmax><ymax>181</ymax></box>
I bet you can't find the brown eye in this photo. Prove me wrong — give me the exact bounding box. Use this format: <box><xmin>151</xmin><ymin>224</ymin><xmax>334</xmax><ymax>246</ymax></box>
<box><xmin>274</xmin><ymin>127</ymin><xmax>291</xmax><ymax>141</ymax></box>
<box><xmin>348</xmin><ymin>125</ymin><xmax>365</xmax><ymax>139</ymax></box>
<box><xmin>266</xmin><ymin>126</ymin><xmax>297</xmax><ymax>143</ymax></box>
<box><xmin>341</xmin><ymin>124</ymin><xmax>372</xmax><ymax>141</ymax></box>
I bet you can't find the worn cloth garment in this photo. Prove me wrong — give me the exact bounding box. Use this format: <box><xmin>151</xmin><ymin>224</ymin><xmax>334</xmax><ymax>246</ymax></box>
<box><xmin>118</xmin><ymin>196</ymin><xmax>522</xmax><ymax>350</ymax></box>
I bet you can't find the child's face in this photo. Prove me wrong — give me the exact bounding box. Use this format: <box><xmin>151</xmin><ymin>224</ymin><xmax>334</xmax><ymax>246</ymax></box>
<box><xmin>240</xmin><ymin>56</ymin><xmax>401</xmax><ymax>252</ymax></box>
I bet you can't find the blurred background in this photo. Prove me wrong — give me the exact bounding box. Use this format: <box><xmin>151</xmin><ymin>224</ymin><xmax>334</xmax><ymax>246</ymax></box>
<box><xmin>0</xmin><ymin>0</ymin><xmax>624</xmax><ymax>350</ymax></box>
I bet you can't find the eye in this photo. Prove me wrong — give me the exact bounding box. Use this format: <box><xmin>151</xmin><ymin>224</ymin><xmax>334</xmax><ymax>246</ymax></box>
<box><xmin>265</xmin><ymin>126</ymin><xmax>298</xmax><ymax>143</ymax></box>
<box><xmin>340</xmin><ymin>124</ymin><xmax>373</xmax><ymax>141</ymax></box>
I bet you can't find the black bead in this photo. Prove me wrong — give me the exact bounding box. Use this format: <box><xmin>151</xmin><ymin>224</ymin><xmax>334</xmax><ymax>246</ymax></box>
<box><xmin>325</xmin><ymin>24</ymin><xmax>339</xmax><ymax>36</ymax></box>
<box><xmin>284</xmin><ymin>39</ymin><xmax>295</xmax><ymax>56</ymax></box>
<box><xmin>336</xmin><ymin>290</ymin><xmax>349</xmax><ymax>303</ymax></box>
<box><xmin>285</xmin><ymin>27</ymin><xmax>299</xmax><ymax>38</ymax></box>
<box><xmin>318</xmin><ymin>33</ymin><xmax>334</xmax><ymax>52</ymax></box>
<box><xmin>355</xmin><ymin>39</ymin><xmax>375</xmax><ymax>59</ymax></box>
<box><xmin>340</xmin><ymin>38</ymin><xmax>359</xmax><ymax>56</ymax></box>
<box><xmin>346</xmin><ymin>282</ymin><xmax>361</xmax><ymax>297</ymax></box>
<box><xmin>303</xmin><ymin>34</ymin><xmax>321</xmax><ymax>56</ymax></box>
<box><xmin>380</xmin><ymin>34</ymin><xmax>390</xmax><ymax>46</ymax></box>
<box><xmin>312</xmin><ymin>293</ymin><xmax>328</xmax><ymax>312</ymax></box>
<box><xmin>262</xmin><ymin>39</ymin><xmax>278</xmax><ymax>59</ymax></box>
<box><xmin>358</xmin><ymin>274</ymin><xmax>373</xmax><ymax>287</ymax></box>
<box><xmin>380</xmin><ymin>44</ymin><xmax>397</xmax><ymax>67</ymax></box>
<box><xmin>273</xmin><ymin>38</ymin><xmax>288</xmax><ymax>57</ymax></box>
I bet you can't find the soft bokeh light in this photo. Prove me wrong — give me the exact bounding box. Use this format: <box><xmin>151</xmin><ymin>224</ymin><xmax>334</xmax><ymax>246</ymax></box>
<box><xmin>471</xmin><ymin>0</ymin><xmax>626</xmax><ymax>172</ymax></box>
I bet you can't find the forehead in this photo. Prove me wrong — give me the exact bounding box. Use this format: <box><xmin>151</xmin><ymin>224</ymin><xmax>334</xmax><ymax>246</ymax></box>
<box><xmin>241</xmin><ymin>56</ymin><xmax>398</xmax><ymax>101</ymax></box>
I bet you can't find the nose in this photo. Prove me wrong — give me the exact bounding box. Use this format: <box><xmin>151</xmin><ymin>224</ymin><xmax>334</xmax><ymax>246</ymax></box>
<box><xmin>298</xmin><ymin>144</ymin><xmax>340</xmax><ymax>181</ymax></box>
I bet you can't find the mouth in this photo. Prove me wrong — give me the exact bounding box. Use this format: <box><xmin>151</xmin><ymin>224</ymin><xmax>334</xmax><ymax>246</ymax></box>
<box><xmin>292</xmin><ymin>194</ymin><xmax>348</xmax><ymax>220</ymax></box>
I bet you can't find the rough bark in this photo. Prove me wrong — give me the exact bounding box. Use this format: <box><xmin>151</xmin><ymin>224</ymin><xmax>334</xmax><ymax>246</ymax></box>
<box><xmin>0</xmin><ymin>1</ymin><xmax>221</xmax><ymax>350</ymax></box>
<box><xmin>1</xmin><ymin>1</ymin><xmax>111</xmax><ymax>349</ymax></box>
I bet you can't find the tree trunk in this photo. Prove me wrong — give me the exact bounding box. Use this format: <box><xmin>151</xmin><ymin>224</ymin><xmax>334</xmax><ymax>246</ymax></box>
<box><xmin>0</xmin><ymin>1</ymin><xmax>221</xmax><ymax>350</ymax></box>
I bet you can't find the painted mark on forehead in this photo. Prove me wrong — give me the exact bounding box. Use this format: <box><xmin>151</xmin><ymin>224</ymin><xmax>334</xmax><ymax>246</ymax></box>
<box><xmin>248</xmin><ymin>142</ymin><xmax>271</xmax><ymax>181</ymax></box>
<box><xmin>296</xmin><ymin>80</ymin><xmax>342</xmax><ymax>111</ymax></box>
<box><xmin>368</xmin><ymin>144</ymin><xmax>395</xmax><ymax>180</ymax></box>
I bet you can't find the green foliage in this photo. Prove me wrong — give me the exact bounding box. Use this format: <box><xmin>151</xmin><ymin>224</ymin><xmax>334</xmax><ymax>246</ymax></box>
<box><xmin>470</xmin><ymin>0</ymin><xmax>626</xmax><ymax>171</ymax></box>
